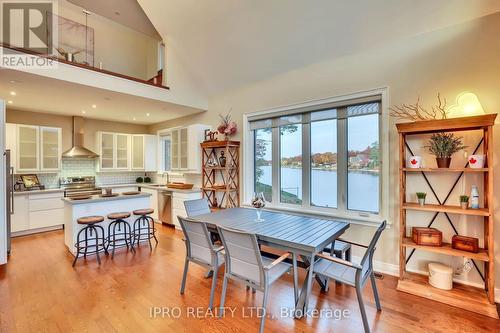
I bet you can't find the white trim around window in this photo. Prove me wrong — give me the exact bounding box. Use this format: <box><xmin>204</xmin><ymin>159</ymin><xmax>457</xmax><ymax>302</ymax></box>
<box><xmin>242</xmin><ymin>87</ymin><xmax>390</xmax><ymax>227</ymax></box>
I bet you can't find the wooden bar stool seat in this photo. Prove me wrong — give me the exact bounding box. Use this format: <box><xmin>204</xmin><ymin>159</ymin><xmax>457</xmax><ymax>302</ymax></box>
<box><xmin>73</xmin><ymin>215</ymin><xmax>107</xmax><ymax>267</ymax></box>
<box><xmin>77</xmin><ymin>216</ymin><xmax>105</xmax><ymax>224</ymax></box>
<box><xmin>132</xmin><ymin>208</ymin><xmax>158</xmax><ymax>250</ymax></box>
<box><xmin>107</xmin><ymin>212</ymin><xmax>131</xmax><ymax>220</ymax></box>
<box><xmin>106</xmin><ymin>212</ymin><xmax>135</xmax><ymax>258</ymax></box>
<box><xmin>133</xmin><ymin>208</ymin><xmax>154</xmax><ymax>216</ymax></box>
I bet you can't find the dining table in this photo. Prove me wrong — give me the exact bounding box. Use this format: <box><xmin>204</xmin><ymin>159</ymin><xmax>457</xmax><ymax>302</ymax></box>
<box><xmin>192</xmin><ymin>207</ymin><xmax>350</xmax><ymax>317</ymax></box>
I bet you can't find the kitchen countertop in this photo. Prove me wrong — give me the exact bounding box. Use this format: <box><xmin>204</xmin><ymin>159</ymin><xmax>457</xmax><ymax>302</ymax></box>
<box><xmin>100</xmin><ymin>183</ymin><xmax>202</xmax><ymax>193</ymax></box>
<box><xmin>14</xmin><ymin>188</ymin><xmax>65</xmax><ymax>196</ymax></box>
<box><xmin>62</xmin><ymin>192</ymin><xmax>151</xmax><ymax>205</ymax></box>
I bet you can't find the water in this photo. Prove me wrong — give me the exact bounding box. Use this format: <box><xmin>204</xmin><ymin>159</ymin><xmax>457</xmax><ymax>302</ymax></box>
<box><xmin>258</xmin><ymin>165</ymin><xmax>379</xmax><ymax>213</ymax></box>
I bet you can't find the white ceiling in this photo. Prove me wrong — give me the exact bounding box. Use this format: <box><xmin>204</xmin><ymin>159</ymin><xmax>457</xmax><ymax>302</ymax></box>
<box><xmin>138</xmin><ymin>0</ymin><xmax>500</xmax><ymax>98</ymax></box>
<box><xmin>0</xmin><ymin>69</ymin><xmax>204</xmax><ymax>124</ymax></box>
<box><xmin>67</xmin><ymin>0</ymin><xmax>161</xmax><ymax>39</ymax></box>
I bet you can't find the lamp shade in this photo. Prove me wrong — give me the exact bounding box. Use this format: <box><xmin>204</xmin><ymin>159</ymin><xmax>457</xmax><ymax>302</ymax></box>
<box><xmin>448</xmin><ymin>92</ymin><xmax>485</xmax><ymax>118</ymax></box>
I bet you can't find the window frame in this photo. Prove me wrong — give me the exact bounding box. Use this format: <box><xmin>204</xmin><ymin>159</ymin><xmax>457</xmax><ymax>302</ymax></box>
<box><xmin>243</xmin><ymin>88</ymin><xmax>390</xmax><ymax>226</ymax></box>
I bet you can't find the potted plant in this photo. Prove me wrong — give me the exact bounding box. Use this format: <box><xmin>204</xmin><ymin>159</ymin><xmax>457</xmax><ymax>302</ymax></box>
<box><xmin>416</xmin><ymin>192</ymin><xmax>427</xmax><ymax>206</ymax></box>
<box><xmin>460</xmin><ymin>195</ymin><xmax>469</xmax><ymax>209</ymax></box>
<box><xmin>425</xmin><ymin>133</ymin><xmax>467</xmax><ymax>168</ymax></box>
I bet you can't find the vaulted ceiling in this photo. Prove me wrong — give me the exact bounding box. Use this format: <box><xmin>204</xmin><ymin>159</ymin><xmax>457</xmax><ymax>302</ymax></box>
<box><xmin>138</xmin><ymin>0</ymin><xmax>500</xmax><ymax>98</ymax></box>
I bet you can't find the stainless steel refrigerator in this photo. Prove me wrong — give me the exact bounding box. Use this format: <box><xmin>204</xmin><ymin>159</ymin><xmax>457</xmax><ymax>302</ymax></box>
<box><xmin>5</xmin><ymin>150</ymin><xmax>13</xmax><ymax>254</ymax></box>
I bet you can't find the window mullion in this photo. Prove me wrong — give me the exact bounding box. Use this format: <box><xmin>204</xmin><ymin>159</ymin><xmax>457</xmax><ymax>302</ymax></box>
<box><xmin>337</xmin><ymin>108</ymin><xmax>348</xmax><ymax>212</ymax></box>
<box><xmin>271</xmin><ymin>127</ymin><xmax>280</xmax><ymax>205</ymax></box>
<box><xmin>302</xmin><ymin>117</ymin><xmax>311</xmax><ymax>208</ymax></box>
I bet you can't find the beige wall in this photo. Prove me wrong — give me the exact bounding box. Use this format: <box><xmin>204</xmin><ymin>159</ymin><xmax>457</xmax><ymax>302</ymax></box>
<box><xmin>6</xmin><ymin>109</ymin><xmax>149</xmax><ymax>152</ymax></box>
<box><xmin>149</xmin><ymin>13</ymin><xmax>500</xmax><ymax>290</ymax></box>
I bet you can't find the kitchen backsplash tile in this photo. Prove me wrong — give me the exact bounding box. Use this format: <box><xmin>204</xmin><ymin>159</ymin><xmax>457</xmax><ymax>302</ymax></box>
<box><xmin>16</xmin><ymin>158</ymin><xmax>150</xmax><ymax>189</ymax></box>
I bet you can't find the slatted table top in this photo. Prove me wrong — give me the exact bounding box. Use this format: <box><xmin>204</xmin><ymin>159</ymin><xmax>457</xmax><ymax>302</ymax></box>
<box><xmin>193</xmin><ymin>207</ymin><xmax>350</xmax><ymax>254</ymax></box>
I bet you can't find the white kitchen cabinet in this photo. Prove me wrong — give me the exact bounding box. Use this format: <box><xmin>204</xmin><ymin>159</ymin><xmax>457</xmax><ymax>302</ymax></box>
<box><xmin>164</xmin><ymin>124</ymin><xmax>209</xmax><ymax>173</ymax></box>
<box><xmin>140</xmin><ymin>187</ymin><xmax>159</xmax><ymax>221</ymax></box>
<box><xmin>17</xmin><ymin>124</ymin><xmax>39</xmax><ymax>172</ymax></box>
<box><xmin>116</xmin><ymin>134</ymin><xmax>130</xmax><ymax>169</ymax></box>
<box><xmin>132</xmin><ymin>135</ymin><xmax>157</xmax><ymax>172</ymax></box>
<box><xmin>11</xmin><ymin>195</ymin><xmax>29</xmax><ymax>233</ymax></box>
<box><xmin>171</xmin><ymin>191</ymin><xmax>202</xmax><ymax>229</ymax></box>
<box><xmin>99</xmin><ymin>132</ymin><xmax>115</xmax><ymax>170</ymax></box>
<box><xmin>11</xmin><ymin>191</ymin><xmax>64</xmax><ymax>234</ymax></box>
<box><xmin>6</xmin><ymin>123</ymin><xmax>62</xmax><ymax>174</ymax></box>
<box><xmin>40</xmin><ymin>127</ymin><xmax>62</xmax><ymax>171</ymax></box>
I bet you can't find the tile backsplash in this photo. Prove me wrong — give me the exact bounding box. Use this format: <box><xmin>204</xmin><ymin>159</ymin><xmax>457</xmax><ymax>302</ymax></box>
<box><xmin>17</xmin><ymin>158</ymin><xmax>149</xmax><ymax>188</ymax></box>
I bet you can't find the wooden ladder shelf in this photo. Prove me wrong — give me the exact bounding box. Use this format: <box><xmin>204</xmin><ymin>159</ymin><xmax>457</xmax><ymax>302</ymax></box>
<box><xmin>201</xmin><ymin>140</ymin><xmax>240</xmax><ymax>209</ymax></box>
<box><xmin>396</xmin><ymin>114</ymin><xmax>498</xmax><ymax>319</ymax></box>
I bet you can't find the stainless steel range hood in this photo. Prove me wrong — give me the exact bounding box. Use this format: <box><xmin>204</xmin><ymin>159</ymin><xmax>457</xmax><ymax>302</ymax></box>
<box><xmin>62</xmin><ymin>116</ymin><xmax>99</xmax><ymax>158</ymax></box>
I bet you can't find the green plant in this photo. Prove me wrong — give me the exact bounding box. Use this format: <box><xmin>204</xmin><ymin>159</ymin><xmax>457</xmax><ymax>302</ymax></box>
<box><xmin>425</xmin><ymin>133</ymin><xmax>467</xmax><ymax>158</ymax></box>
<box><xmin>416</xmin><ymin>192</ymin><xmax>427</xmax><ymax>199</ymax></box>
<box><xmin>136</xmin><ymin>177</ymin><xmax>144</xmax><ymax>183</ymax></box>
<box><xmin>460</xmin><ymin>195</ymin><xmax>469</xmax><ymax>203</ymax></box>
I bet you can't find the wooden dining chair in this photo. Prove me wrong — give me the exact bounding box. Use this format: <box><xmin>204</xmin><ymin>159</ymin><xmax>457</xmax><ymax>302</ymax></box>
<box><xmin>184</xmin><ymin>198</ymin><xmax>211</xmax><ymax>217</ymax></box>
<box><xmin>217</xmin><ymin>226</ymin><xmax>298</xmax><ymax>333</ymax></box>
<box><xmin>178</xmin><ymin>216</ymin><xmax>225</xmax><ymax>310</ymax></box>
<box><xmin>312</xmin><ymin>220</ymin><xmax>386</xmax><ymax>333</ymax></box>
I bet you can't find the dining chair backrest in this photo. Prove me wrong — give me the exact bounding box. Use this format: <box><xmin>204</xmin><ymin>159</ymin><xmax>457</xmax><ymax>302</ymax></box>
<box><xmin>178</xmin><ymin>216</ymin><xmax>214</xmax><ymax>265</ymax></box>
<box><xmin>184</xmin><ymin>198</ymin><xmax>211</xmax><ymax>217</ymax></box>
<box><xmin>217</xmin><ymin>226</ymin><xmax>265</xmax><ymax>287</ymax></box>
<box><xmin>359</xmin><ymin>220</ymin><xmax>386</xmax><ymax>278</ymax></box>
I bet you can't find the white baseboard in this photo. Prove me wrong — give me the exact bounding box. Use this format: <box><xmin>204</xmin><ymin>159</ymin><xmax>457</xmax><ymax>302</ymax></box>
<box><xmin>11</xmin><ymin>225</ymin><xmax>63</xmax><ymax>237</ymax></box>
<box><xmin>353</xmin><ymin>255</ymin><xmax>500</xmax><ymax>303</ymax></box>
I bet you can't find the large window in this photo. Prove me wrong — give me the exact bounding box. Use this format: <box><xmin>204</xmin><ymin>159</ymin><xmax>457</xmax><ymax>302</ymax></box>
<box><xmin>254</xmin><ymin>128</ymin><xmax>272</xmax><ymax>201</ymax></box>
<box><xmin>250</xmin><ymin>97</ymin><xmax>383</xmax><ymax>219</ymax></box>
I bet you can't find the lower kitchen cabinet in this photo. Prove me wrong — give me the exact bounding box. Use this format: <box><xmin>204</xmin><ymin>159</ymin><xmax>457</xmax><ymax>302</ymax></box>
<box><xmin>171</xmin><ymin>191</ymin><xmax>202</xmax><ymax>229</ymax></box>
<box><xmin>140</xmin><ymin>187</ymin><xmax>159</xmax><ymax>221</ymax></box>
<box><xmin>11</xmin><ymin>191</ymin><xmax>65</xmax><ymax>234</ymax></box>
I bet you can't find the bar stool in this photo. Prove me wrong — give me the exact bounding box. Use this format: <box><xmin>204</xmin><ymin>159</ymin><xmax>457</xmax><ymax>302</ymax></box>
<box><xmin>132</xmin><ymin>208</ymin><xmax>158</xmax><ymax>250</ymax></box>
<box><xmin>72</xmin><ymin>216</ymin><xmax>107</xmax><ymax>267</ymax></box>
<box><xmin>106</xmin><ymin>212</ymin><xmax>135</xmax><ymax>258</ymax></box>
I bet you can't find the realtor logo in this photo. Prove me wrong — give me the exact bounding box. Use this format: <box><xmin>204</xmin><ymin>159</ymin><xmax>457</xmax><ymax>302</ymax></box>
<box><xmin>1</xmin><ymin>0</ymin><xmax>58</xmax><ymax>68</ymax></box>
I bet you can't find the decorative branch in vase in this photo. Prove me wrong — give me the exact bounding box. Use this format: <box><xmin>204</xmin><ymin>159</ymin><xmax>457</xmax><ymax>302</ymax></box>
<box><xmin>390</xmin><ymin>93</ymin><xmax>449</xmax><ymax>121</ymax></box>
<box><xmin>217</xmin><ymin>111</ymin><xmax>237</xmax><ymax>141</ymax></box>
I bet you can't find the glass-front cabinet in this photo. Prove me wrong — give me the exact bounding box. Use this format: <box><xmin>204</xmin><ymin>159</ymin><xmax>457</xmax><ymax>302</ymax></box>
<box><xmin>7</xmin><ymin>124</ymin><xmax>62</xmax><ymax>173</ymax></box>
<box><xmin>180</xmin><ymin>127</ymin><xmax>188</xmax><ymax>169</ymax></box>
<box><xmin>100</xmin><ymin>132</ymin><xmax>115</xmax><ymax>169</ymax></box>
<box><xmin>115</xmin><ymin>134</ymin><xmax>130</xmax><ymax>169</ymax></box>
<box><xmin>131</xmin><ymin>135</ymin><xmax>145</xmax><ymax>170</ymax></box>
<box><xmin>17</xmin><ymin>125</ymin><xmax>39</xmax><ymax>172</ymax></box>
<box><xmin>171</xmin><ymin>129</ymin><xmax>179</xmax><ymax>169</ymax></box>
<box><xmin>157</xmin><ymin>124</ymin><xmax>209</xmax><ymax>173</ymax></box>
<box><xmin>40</xmin><ymin>127</ymin><xmax>61</xmax><ymax>171</ymax></box>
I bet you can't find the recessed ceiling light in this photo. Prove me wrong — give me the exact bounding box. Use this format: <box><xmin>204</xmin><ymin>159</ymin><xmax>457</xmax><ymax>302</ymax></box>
<box><xmin>146</xmin><ymin>113</ymin><xmax>150</xmax><ymax>117</ymax></box>
<box><xmin>10</xmin><ymin>91</ymin><xmax>16</xmax><ymax>96</ymax></box>
<box><xmin>82</xmin><ymin>110</ymin><xmax>86</xmax><ymax>114</ymax></box>
<box><xmin>133</xmin><ymin>117</ymin><xmax>136</xmax><ymax>121</ymax></box>
<box><xmin>7</xmin><ymin>100</ymin><xmax>13</xmax><ymax>104</ymax></box>
<box><xmin>114</xmin><ymin>11</ymin><xmax>120</xmax><ymax>15</ymax></box>
<box><xmin>9</xmin><ymin>80</ymin><xmax>18</xmax><ymax>84</ymax></box>
<box><xmin>92</xmin><ymin>104</ymin><xmax>97</xmax><ymax>108</ymax></box>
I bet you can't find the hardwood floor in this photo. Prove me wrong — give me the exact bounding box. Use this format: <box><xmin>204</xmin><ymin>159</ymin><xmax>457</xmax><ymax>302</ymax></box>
<box><xmin>0</xmin><ymin>225</ymin><xmax>498</xmax><ymax>333</ymax></box>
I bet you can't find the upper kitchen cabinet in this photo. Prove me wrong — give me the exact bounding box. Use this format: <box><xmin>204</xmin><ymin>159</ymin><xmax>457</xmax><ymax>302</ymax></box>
<box><xmin>6</xmin><ymin>123</ymin><xmax>62</xmax><ymax>173</ymax></box>
<box><xmin>40</xmin><ymin>127</ymin><xmax>62</xmax><ymax>171</ymax></box>
<box><xmin>158</xmin><ymin>124</ymin><xmax>209</xmax><ymax>173</ymax></box>
<box><xmin>116</xmin><ymin>134</ymin><xmax>130</xmax><ymax>170</ymax></box>
<box><xmin>132</xmin><ymin>134</ymin><xmax>157</xmax><ymax>172</ymax></box>
<box><xmin>97</xmin><ymin>132</ymin><xmax>157</xmax><ymax>172</ymax></box>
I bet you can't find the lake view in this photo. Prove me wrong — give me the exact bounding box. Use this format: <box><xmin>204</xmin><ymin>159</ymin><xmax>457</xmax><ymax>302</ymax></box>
<box><xmin>258</xmin><ymin>165</ymin><xmax>379</xmax><ymax>213</ymax></box>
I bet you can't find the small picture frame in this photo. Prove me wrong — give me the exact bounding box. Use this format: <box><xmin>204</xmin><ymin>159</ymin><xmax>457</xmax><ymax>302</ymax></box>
<box><xmin>20</xmin><ymin>174</ymin><xmax>42</xmax><ymax>189</ymax></box>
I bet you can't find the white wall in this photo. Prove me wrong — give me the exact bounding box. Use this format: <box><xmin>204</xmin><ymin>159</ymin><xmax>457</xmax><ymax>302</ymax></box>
<box><xmin>149</xmin><ymin>12</ymin><xmax>500</xmax><ymax>295</ymax></box>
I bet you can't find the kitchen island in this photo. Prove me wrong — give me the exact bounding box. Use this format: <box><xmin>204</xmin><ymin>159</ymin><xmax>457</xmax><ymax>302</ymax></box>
<box><xmin>63</xmin><ymin>193</ymin><xmax>151</xmax><ymax>255</ymax></box>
